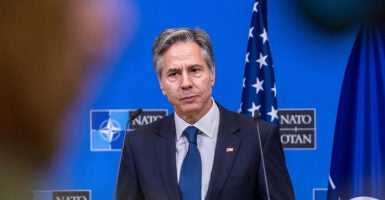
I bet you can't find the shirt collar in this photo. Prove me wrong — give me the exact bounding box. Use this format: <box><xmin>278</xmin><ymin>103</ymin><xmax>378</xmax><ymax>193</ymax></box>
<box><xmin>175</xmin><ymin>98</ymin><xmax>219</xmax><ymax>139</ymax></box>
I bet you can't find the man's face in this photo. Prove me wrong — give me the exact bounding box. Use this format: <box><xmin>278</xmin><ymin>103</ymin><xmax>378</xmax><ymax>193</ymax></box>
<box><xmin>159</xmin><ymin>41</ymin><xmax>215</xmax><ymax>123</ymax></box>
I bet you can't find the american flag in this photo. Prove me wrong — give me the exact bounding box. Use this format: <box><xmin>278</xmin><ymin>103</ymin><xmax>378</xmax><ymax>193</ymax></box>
<box><xmin>239</xmin><ymin>0</ymin><xmax>279</xmax><ymax>127</ymax></box>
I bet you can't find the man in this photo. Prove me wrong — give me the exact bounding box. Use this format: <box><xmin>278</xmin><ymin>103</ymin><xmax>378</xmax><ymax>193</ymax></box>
<box><xmin>116</xmin><ymin>27</ymin><xmax>294</xmax><ymax>200</ymax></box>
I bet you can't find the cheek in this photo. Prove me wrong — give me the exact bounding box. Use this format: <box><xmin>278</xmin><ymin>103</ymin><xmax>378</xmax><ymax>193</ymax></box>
<box><xmin>161</xmin><ymin>82</ymin><xmax>178</xmax><ymax>96</ymax></box>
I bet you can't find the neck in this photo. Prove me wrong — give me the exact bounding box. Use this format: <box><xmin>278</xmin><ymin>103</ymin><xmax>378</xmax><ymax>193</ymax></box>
<box><xmin>177</xmin><ymin>99</ymin><xmax>214</xmax><ymax>125</ymax></box>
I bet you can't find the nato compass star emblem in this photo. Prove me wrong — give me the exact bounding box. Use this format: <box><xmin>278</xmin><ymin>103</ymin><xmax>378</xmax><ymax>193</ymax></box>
<box><xmin>90</xmin><ymin>110</ymin><xmax>129</xmax><ymax>151</ymax></box>
<box><xmin>98</xmin><ymin>118</ymin><xmax>122</xmax><ymax>143</ymax></box>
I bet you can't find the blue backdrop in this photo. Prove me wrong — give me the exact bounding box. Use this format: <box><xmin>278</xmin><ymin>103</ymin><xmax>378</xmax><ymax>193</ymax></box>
<box><xmin>36</xmin><ymin>0</ymin><xmax>360</xmax><ymax>199</ymax></box>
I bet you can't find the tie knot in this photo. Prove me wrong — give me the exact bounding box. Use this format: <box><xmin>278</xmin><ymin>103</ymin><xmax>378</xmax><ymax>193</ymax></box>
<box><xmin>183</xmin><ymin>126</ymin><xmax>198</xmax><ymax>144</ymax></box>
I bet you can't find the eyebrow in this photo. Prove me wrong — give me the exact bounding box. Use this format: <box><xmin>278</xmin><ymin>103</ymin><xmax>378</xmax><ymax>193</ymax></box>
<box><xmin>189</xmin><ymin>64</ymin><xmax>203</xmax><ymax>68</ymax></box>
<box><xmin>166</xmin><ymin>64</ymin><xmax>203</xmax><ymax>72</ymax></box>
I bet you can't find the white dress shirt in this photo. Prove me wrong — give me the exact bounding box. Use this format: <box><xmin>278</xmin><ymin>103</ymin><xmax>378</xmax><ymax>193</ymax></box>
<box><xmin>175</xmin><ymin>99</ymin><xmax>220</xmax><ymax>200</ymax></box>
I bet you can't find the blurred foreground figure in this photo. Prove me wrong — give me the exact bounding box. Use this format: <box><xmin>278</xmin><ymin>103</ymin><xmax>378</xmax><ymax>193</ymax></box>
<box><xmin>0</xmin><ymin>0</ymin><xmax>134</xmax><ymax>199</ymax></box>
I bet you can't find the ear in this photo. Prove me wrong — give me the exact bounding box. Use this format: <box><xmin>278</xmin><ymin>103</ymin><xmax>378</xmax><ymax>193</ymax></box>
<box><xmin>210</xmin><ymin>65</ymin><xmax>215</xmax><ymax>86</ymax></box>
<box><xmin>159</xmin><ymin>78</ymin><xmax>167</xmax><ymax>96</ymax></box>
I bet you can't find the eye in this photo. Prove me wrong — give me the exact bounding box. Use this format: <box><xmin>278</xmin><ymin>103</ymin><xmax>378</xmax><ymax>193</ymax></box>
<box><xmin>168</xmin><ymin>72</ymin><xmax>177</xmax><ymax>77</ymax></box>
<box><xmin>191</xmin><ymin>67</ymin><xmax>200</xmax><ymax>73</ymax></box>
<box><xmin>190</xmin><ymin>65</ymin><xmax>202</xmax><ymax>73</ymax></box>
<box><xmin>189</xmin><ymin>65</ymin><xmax>203</xmax><ymax>77</ymax></box>
<box><xmin>166</xmin><ymin>70</ymin><xmax>180</xmax><ymax>82</ymax></box>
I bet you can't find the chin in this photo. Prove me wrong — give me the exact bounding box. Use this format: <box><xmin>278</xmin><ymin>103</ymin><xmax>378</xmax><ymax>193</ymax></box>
<box><xmin>180</xmin><ymin>104</ymin><xmax>202</xmax><ymax>114</ymax></box>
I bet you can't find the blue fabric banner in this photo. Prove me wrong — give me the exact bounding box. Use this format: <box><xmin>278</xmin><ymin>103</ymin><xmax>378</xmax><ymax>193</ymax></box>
<box><xmin>328</xmin><ymin>21</ymin><xmax>385</xmax><ymax>199</ymax></box>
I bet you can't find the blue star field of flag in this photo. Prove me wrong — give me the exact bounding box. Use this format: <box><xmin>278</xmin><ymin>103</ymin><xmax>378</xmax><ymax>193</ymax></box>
<box><xmin>239</xmin><ymin>0</ymin><xmax>279</xmax><ymax>126</ymax></box>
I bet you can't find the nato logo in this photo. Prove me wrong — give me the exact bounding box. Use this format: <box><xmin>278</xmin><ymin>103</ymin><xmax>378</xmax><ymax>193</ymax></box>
<box><xmin>279</xmin><ymin>109</ymin><xmax>316</xmax><ymax>149</ymax></box>
<box><xmin>90</xmin><ymin>109</ymin><xmax>168</xmax><ymax>152</ymax></box>
<box><xmin>90</xmin><ymin>110</ymin><xmax>128</xmax><ymax>152</ymax></box>
<box><xmin>32</xmin><ymin>190</ymin><xmax>91</xmax><ymax>200</ymax></box>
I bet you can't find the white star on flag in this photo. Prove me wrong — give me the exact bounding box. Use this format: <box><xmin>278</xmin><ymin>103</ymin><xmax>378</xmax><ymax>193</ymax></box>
<box><xmin>260</xmin><ymin>28</ymin><xmax>268</xmax><ymax>44</ymax></box>
<box><xmin>252</xmin><ymin>78</ymin><xmax>264</xmax><ymax>94</ymax></box>
<box><xmin>267</xmin><ymin>106</ymin><xmax>279</xmax><ymax>122</ymax></box>
<box><xmin>256</xmin><ymin>53</ymin><xmax>268</xmax><ymax>69</ymax></box>
<box><xmin>271</xmin><ymin>83</ymin><xmax>277</xmax><ymax>97</ymax></box>
<box><xmin>245</xmin><ymin>52</ymin><xmax>250</xmax><ymax>63</ymax></box>
<box><xmin>248</xmin><ymin>102</ymin><xmax>261</xmax><ymax>118</ymax></box>
<box><xmin>253</xmin><ymin>2</ymin><xmax>259</xmax><ymax>13</ymax></box>
<box><xmin>249</xmin><ymin>27</ymin><xmax>254</xmax><ymax>38</ymax></box>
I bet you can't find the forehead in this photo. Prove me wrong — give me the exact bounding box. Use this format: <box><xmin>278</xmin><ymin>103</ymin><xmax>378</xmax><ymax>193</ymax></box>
<box><xmin>164</xmin><ymin>42</ymin><xmax>202</xmax><ymax>59</ymax></box>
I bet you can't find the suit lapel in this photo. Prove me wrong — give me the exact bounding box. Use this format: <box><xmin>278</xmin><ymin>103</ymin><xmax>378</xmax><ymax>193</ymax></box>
<box><xmin>154</xmin><ymin>116</ymin><xmax>181</xmax><ymax>200</ymax></box>
<box><xmin>205</xmin><ymin>106</ymin><xmax>241</xmax><ymax>200</ymax></box>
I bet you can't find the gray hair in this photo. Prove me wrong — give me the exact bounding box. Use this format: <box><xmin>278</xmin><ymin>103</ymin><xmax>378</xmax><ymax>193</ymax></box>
<box><xmin>152</xmin><ymin>27</ymin><xmax>215</xmax><ymax>79</ymax></box>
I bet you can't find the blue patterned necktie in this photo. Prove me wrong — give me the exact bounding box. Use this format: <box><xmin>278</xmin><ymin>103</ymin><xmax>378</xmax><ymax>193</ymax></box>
<box><xmin>179</xmin><ymin>126</ymin><xmax>202</xmax><ymax>200</ymax></box>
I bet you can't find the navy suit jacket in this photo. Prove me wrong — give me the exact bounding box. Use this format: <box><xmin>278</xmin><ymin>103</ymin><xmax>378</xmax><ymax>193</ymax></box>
<box><xmin>116</xmin><ymin>103</ymin><xmax>294</xmax><ymax>200</ymax></box>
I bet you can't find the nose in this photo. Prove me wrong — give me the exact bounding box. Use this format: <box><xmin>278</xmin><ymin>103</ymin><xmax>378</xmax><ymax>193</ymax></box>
<box><xmin>181</xmin><ymin>71</ymin><xmax>192</xmax><ymax>89</ymax></box>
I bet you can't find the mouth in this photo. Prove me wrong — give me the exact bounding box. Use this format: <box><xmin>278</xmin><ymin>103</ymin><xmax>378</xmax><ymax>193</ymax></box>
<box><xmin>180</xmin><ymin>95</ymin><xmax>198</xmax><ymax>102</ymax></box>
